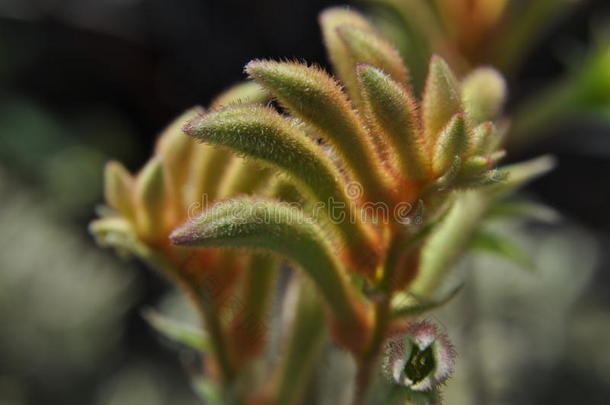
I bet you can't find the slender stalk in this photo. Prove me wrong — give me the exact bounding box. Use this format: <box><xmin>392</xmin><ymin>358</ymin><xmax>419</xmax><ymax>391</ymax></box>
<box><xmin>154</xmin><ymin>253</ymin><xmax>237</xmax><ymax>390</ymax></box>
<box><xmin>271</xmin><ymin>277</ymin><xmax>326</xmax><ymax>405</ymax></box>
<box><xmin>353</xmin><ymin>299</ymin><xmax>390</xmax><ymax>405</ymax></box>
<box><xmin>411</xmin><ymin>191</ymin><xmax>490</xmax><ymax>296</ymax></box>
<box><xmin>352</xmin><ymin>227</ymin><xmax>408</xmax><ymax>404</ymax></box>
<box><xmin>229</xmin><ymin>253</ymin><xmax>278</xmax><ymax>365</ymax></box>
<box><xmin>193</xmin><ymin>288</ymin><xmax>236</xmax><ymax>386</ymax></box>
<box><xmin>461</xmin><ymin>266</ymin><xmax>489</xmax><ymax>405</ymax></box>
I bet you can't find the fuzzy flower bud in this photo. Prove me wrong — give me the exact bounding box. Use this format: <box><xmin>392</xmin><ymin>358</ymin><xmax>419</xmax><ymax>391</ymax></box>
<box><xmin>383</xmin><ymin>321</ymin><xmax>455</xmax><ymax>391</ymax></box>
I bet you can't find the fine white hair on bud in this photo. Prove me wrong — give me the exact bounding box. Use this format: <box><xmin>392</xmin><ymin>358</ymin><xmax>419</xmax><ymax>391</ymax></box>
<box><xmin>383</xmin><ymin>321</ymin><xmax>456</xmax><ymax>392</ymax></box>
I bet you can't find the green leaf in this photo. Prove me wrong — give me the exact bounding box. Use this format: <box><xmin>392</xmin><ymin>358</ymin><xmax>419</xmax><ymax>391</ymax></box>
<box><xmin>471</xmin><ymin>230</ymin><xmax>534</xmax><ymax>270</ymax></box>
<box><xmin>245</xmin><ymin>60</ymin><xmax>389</xmax><ymax>201</ymax></box>
<box><xmin>486</xmin><ymin>199</ymin><xmax>560</xmax><ymax>223</ymax></box>
<box><xmin>487</xmin><ymin>155</ymin><xmax>556</xmax><ymax>197</ymax></box>
<box><xmin>170</xmin><ymin>197</ymin><xmax>362</xmax><ymax>328</ymax></box>
<box><xmin>357</xmin><ymin>65</ymin><xmax>428</xmax><ymax>180</ymax></box>
<box><xmin>142</xmin><ymin>309</ymin><xmax>209</xmax><ymax>352</ymax></box>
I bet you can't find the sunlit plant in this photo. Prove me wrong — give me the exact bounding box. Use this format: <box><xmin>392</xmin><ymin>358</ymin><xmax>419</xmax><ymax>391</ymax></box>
<box><xmin>91</xmin><ymin>6</ymin><xmax>553</xmax><ymax>405</ymax></box>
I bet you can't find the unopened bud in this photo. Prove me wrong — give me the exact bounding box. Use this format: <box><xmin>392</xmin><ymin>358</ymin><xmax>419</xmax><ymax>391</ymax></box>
<box><xmin>461</xmin><ymin>67</ymin><xmax>506</xmax><ymax>126</ymax></box>
<box><xmin>134</xmin><ymin>157</ymin><xmax>168</xmax><ymax>241</ymax></box>
<box><xmin>384</xmin><ymin>321</ymin><xmax>455</xmax><ymax>391</ymax></box>
<box><xmin>104</xmin><ymin>161</ymin><xmax>135</xmax><ymax>220</ymax></box>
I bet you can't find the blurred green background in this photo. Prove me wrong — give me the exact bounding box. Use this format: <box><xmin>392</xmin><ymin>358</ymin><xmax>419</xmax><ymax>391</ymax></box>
<box><xmin>0</xmin><ymin>0</ymin><xmax>609</xmax><ymax>404</ymax></box>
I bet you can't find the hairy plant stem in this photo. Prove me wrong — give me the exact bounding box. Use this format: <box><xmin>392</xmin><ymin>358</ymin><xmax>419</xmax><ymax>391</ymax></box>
<box><xmin>412</xmin><ymin>191</ymin><xmax>490</xmax><ymax>296</ymax></box>
<box><xmin>353</xmin><ymin>298</ymin><xmax>390</xmax><ymax>405</ymax></box>
<box><xmin>194</xmin><ymin>288</ymin><xmax>236</xmax><ymax>387</ymax></box>
<box><xmin>162</xmin><ymin>259</ymin><xmax>237</xmax><ymax>392</ymax></box>
<box><xmin>128</xmin><ymin>242</ymin><xmax>239</xmax><ymax>389</ymax></box>
<box><xmin>353</xmin><ymin>226</ymin><xmax>410</xmax><ymax>405</ymax></box>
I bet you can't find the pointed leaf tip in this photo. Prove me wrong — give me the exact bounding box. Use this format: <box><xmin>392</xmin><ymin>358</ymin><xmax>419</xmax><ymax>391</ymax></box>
<box><xmin>143</xmin><ymin>309</ymin><xmax>209</xmax><ymax>352</ymax></box>
<box><xmin>489</xmin><ymin>155</ymin><xmax>556</xmax><ymax>196</ymax></box>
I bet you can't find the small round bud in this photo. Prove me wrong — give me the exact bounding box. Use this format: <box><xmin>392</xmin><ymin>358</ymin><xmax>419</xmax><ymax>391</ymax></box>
<box><xmin>383</xmin><ymin>321</ymin><xmax>455</xmax><ymax>391</ymax></box>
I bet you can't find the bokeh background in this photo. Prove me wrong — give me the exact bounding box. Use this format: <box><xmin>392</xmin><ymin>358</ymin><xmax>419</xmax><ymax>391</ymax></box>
<box><xmin>1</xmin><ymin>0</ymin><xmax>609</xmax><ymax>404</ymax></box>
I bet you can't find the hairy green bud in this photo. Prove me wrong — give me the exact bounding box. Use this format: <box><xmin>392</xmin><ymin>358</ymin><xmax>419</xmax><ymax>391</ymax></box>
<box><xmin>422</xmin><ymin>56</ymin><xmax>463</xmax><ymax>146</ymax></box>
<box><xmin>432</xmin><ymin>113</ymin><xmax>468</xmax><ymax>175</ymax></box>
<box><xmin>319</xmin><ymin>7</ymin><xmax>377</xmax><ymax>107</ymax></box>
<box><xmin>461</xmin><ymin>67</ymin><xmax>507</xmax><ymax>126</ymax></box>
<box><xmin>337</xmin><ymin>24</ymin><xmax>409</xmax><ymax>88</ymax></box>
<box><xmin>357</xmin><ymin>65</ymin><xmax>428</xmax><ymax>181</ymax></box>
<box><xmin>155</xmin><ymin>107</ymin><xmax>203</xmax><ymax>210</ymax></box>
<box><xmin>134</xmin><ymin>157</ymin><xmax>168</xmax><ymax>241</ymax></box>
<box><xmin>185</xmin><ymin>104</ymin><xmax>382</xmax><ymax>277</ymax></box>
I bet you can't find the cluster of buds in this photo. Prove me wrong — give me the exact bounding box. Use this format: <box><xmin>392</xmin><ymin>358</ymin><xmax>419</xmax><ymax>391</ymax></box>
<box><xmin>173</xmin><ymin>7</ymin><xmax>509</xmax><ymax>353</ymax></box>
<box><xmin>91</xmin><ymin>5</ymin><xmax>554</xmax><ymax>404</ymax></box>
<box><xmin>368</xmin><ymin>0</ymin><xmax>610</xmax><ymax>149</ymax></box>
<box><xmin>91</xmin><ymin>92</ymin><xmax>281</xmax><ymax>383</ymax></box>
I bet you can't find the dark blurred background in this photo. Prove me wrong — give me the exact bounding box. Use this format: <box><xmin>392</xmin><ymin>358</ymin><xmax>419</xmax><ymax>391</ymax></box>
<box><xmin>0</xmin><ymin>0</ymin><xmax>609</xmax><ymax>404</ymax></box>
